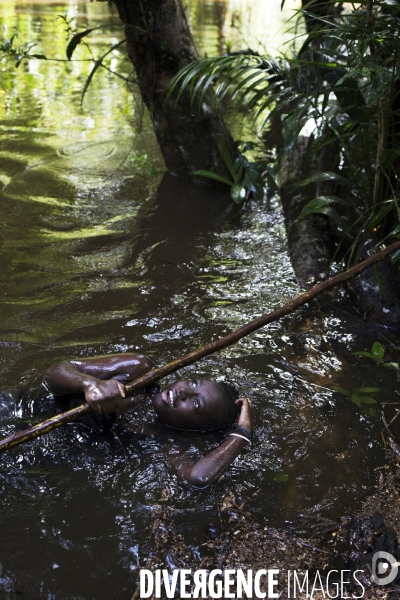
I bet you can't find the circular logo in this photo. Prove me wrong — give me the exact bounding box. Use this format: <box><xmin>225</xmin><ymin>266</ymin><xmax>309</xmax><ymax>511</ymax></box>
<box><xmin>372</xmin><ymin>551</ymin><xmax>399</xmax><ymax>586</ymax></box>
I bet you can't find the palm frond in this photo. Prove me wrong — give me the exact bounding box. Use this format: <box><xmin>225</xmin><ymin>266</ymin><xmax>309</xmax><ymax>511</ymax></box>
<box><xmin>166</xmin><ymin>0</ymin><xmax>400</xmax><ymax>252</ymax></box>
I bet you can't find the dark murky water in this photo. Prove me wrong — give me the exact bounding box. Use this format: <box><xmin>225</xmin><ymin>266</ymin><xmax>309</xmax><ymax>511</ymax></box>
<box><xmin>0</xmin><ymin>1</ymin><xmax>397</xmax><ymax>598</ymax></box>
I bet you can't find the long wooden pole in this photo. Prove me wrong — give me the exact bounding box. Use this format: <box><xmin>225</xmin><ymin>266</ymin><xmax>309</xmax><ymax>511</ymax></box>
<box><xmin>1</xmin><ymin>240</ymin><xmax>400</xmax><ymax>454</ymax></box>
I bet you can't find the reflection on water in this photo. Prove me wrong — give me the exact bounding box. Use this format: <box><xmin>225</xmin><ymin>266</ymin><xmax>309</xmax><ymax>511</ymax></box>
<box><xmin>0</xmin><ymin>0</ymin><xmax>392</xmax><ymax>598</ymax></box>
<box><xmin>188</xmin><ymin>0</ymin><xmax>302</xmax><ymax>57</ymax></box>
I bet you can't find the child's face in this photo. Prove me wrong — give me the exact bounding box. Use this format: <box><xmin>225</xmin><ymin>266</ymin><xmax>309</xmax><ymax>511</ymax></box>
<box><xmin>151</xmin><ymin>379</ymin><xmax>228</xmax><ymax>430</ymax></box>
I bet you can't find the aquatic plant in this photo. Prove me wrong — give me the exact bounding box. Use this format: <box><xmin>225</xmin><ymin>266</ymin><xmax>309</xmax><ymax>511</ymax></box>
<box><xmin>336</xmin><ymin>340</ymin><xmax>400</xmax><ymax>407</ymax></box>
<box><xmin>168</xmin><ymin>0</ymin><xmax>400</xmax><ymax>260</ymax></box>
<box><xmin>352</xmin><ymin>340</ymin><xmax>385</xmax><ymax>363</ymax></box>
<box><xmin>332</xmin><ymin>384</ymin><xmax>379</xmax><ymax>407</ymax></box>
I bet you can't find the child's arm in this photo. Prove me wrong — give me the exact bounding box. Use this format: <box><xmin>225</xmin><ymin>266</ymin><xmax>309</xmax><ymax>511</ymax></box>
<box><xmin>171</xmin><ymin>398</ymin><xmax>254</xmax><ymax>487</ymax></box>
<box><xmin>43</xmin><ymin>353</ymin><xmax>155</xmax><ymax>415</ymax></box>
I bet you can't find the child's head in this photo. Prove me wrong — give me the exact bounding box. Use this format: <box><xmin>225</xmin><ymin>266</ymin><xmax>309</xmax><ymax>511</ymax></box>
<box><xmin>151</xmin><ymin>379</ymin><xmax>239</xmax><ymax>431</ymax></box>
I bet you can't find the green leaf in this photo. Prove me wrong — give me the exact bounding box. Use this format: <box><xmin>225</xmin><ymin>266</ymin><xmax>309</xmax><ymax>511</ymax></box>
<box><xmin>333</xmin><ymin>77</ymin><xmax>369</xmax><ymax>123</ymax></box>
<box><xmin>81</xmin><ymin>60</ymin><xmax>102</xmax><ymax>103</ymax></box>
<box><xmin>66</xmin><ymin>28</ymin><xmax>99</xmax><ymax>60</ymax></box>
<box><xmin>363</xmin><ymin>406</ymin><xmax>377</xmax><ymax>417</ymax></box>
<box><xmin>350</xmin><ymin>394</ymin><xmax>361</xmax><ymax>406</ymax></box>
<box><xmin>194</xmin><ymin>170</ymin><xmax>233</xmax><ymax>186</ymax></box>
<box><xmin>80</xmin><ymin>39</ymin><xmax>126</xmax><ymax>105</ymax></box>
<box><xmin>371</xmin><ymin>341</ymin><xmax>385</xmax><ymax>361</ymax></box>
<box><xmin>332</xmin><ymin>386</ymin><xmax>350</xmax><ymax>396</ymax></box>
<box><xmin>355</xmin><ymin>387</ymin><xmax>381</xmax><ymax>393</ymax></box>
<box><xmin>235</xmin><ymin>163</ymin><xmax>244</xmax><ymax>183</ymax></box>
<box><xmin>305</xmin><ymin>206</ymin><xmax>345</xmax><ymax>226</ymax></box>
<box><xmin>372</xmin><ymin>266</ymin><xmax>389</xmax><ymax>305</ymax></box>
<box><xmin>386</xmin><ymin>225</ymin><xmax>400</xmax><ymax>241</ymax></box>
<box><xmin>359</xmin><ymin>397</ymin><xmax>377</xmax><ymax>405</ymax></box>
<box><xmin>4</xmin><ymin>33</ymin><xmax>18</xmax><ymax>52</ymax></box>
<box><xmin>353</xmin><ymin>343</ymin><xmax>384</xmax><ymax>363</ymax></box>
<box><xmin>318</xmin><ymin>194</ymin><xmax>349</xmax><ymax>206</ymax></box>
<box><xmin>298</xmin><ymin>195</ymin><xmax>349</xmax><ymax>221</ymax></box>
<box><xmin>216</xmin><ymin>133</ymin><xmax>238</xmax><ymax>183</ymax></box>
<box><xmin>369</xmin><ymin>202</ymin><xmax>394</xmax><ymax>229</ymax></box>
<box><xmin>243</xmin><ymin>169</ymin><xmax>264</xmax><ymax>197</ymax></box>
<box><xmin>383</xmin><ymin>362</ymin><xmax>399</xmax><ymax>370</ymax></box>
<box><xmin>352</xmin><ymin>351</ymin><xmax>374</xmax><ymax>359</ymax></box>
<box><xmin>298</xmin><ymin>171</ymin><xmax>353</xmax><ymax>188</ymax></box>
<box><xmin>197</xmin><ymin>69</ymin><xmax>220</xmax><ymax>109</ymax></box>
<box><xmin>274</xmin><ymin>472</ymin><xmax>289</xmax><ymax>482</ymax></box>
<box><xmin>230</xmin><ymin>184</ymin><xmax>246</xmax><ymax>203</ymax></box>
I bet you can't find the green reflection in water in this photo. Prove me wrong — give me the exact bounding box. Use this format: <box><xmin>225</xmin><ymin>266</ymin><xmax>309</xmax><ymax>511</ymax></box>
<box><xmin>0</xmin><ymin>0</ymin><xmax>301</xmax><ymax>346</ymax></box>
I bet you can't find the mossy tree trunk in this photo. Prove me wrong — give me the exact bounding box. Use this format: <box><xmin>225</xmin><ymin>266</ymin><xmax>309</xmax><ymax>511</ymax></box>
<box><xmin>112</xmin><ymin>0</ymin><xmax>236</xmax><ymax>182</ymax></box>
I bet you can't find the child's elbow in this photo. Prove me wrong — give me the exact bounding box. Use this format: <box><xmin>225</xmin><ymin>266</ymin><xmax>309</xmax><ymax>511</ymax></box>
<box><xmin>175</xmin><ymin>461</ymin><xmax>214</xmax><ymax>488</ymax></box>
<box><xmin>42</xmin><ymin>360</ymin><xmax>72</xmax><ymax>392</ymax></box>
<box><xmin>42</xmin><ymin>365</ymin><xmax>57</xmax><ymax>390</ymax></box>
<box><xmin>184</xmin><ymin>468</ymin><xmax>212</xmax><ymax>489</ymax></box>
<box><xmin>187</xmin><ymin>475</ymin><xmax>210</xmax><ymax>488</ymax></box>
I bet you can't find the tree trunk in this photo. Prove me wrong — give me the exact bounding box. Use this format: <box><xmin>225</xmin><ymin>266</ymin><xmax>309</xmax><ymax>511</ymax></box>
<box><xmin>279</xmin><ymin>137</ymin><xmax>333</xmax><ymax>286</ymax></box>
<box><xmin>112</xmin><ymin>0</ymin><xmax>236</xmax><ymax>182</ymax></box>
<box><xmin>301</xmin><ymin>0</ymin><xmax>338</xmax><ymax>33</ymax></box>
<box><xmin>279</xmin><ymin>139</ymin><xmax>400</xmax><ymax>330</ymax></box>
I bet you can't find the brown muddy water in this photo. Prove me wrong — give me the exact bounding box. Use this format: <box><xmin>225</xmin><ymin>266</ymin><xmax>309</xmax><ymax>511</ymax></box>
<box><xmin>0</xmin><ymin>1</ymin><xmax>398</xmax><ymax>598</ymax></box>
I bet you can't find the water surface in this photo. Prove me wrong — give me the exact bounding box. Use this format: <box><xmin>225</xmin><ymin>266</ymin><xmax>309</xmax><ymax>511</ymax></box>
<box><xmin>0</xmin><ymin>1</ymin><xmax>394</xmax><ymax>598</ymax></box>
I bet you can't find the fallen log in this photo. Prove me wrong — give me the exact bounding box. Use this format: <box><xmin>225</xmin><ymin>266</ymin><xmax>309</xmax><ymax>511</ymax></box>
<box><xmin>1</xmin><ymin>240</ymin><xmax>400</xmax><ymax>453</ymax></box>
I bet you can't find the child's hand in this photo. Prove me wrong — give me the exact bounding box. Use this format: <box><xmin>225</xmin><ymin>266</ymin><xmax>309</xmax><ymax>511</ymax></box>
<box><xmin>83</xmin><ymin>379</ymin><xmax>125</xmax><ymax>415</ymax></box>
<box><xmin>235</xmin><ymin>397</ymin><xmax>254</xmax><ymax>433</ymax></box>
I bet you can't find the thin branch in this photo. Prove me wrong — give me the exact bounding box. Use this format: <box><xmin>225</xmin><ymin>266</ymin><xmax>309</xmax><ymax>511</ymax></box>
<box><xmin>1</xmin><ymin>240</ymin><xmax>400</xmax><ymax>454</ymax></box>
<box><xmin>375</xmin><ymin>395</ymin><xmax>400</xmax><ymax>455</ymax></box>
<box><xmin>98</xmin><ymin>62</ymin><xmax>138</xmax><ymax>84</ymax></box>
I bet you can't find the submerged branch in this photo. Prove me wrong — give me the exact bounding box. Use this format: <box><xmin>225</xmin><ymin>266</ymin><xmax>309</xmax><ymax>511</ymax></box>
<box><xmin>1</xmin><ymin>240</ymin><xmax>400</xmax><ymax>454</ymax></box>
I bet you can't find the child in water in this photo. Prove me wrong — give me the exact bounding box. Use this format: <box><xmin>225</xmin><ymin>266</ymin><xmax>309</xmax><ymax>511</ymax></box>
<box><xmin>43</xmin><ymin>352</ymin><xmax>254</xmax><ymax>488</ymax></box>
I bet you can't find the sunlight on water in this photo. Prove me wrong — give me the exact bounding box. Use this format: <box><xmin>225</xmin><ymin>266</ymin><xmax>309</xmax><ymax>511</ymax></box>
<box><xmin>188</xmin><ymin>0</ymin><xmax>303</xmax><ymax>56</ymax></box>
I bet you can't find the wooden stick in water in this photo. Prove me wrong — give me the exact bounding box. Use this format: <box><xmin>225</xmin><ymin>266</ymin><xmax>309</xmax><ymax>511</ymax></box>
<box><xmin>1</xmin><ymin>240</ymin><xmax>399</xmax><ymax>453</ymax></box>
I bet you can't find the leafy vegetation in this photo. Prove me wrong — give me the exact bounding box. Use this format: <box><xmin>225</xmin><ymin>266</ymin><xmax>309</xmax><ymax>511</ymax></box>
<box><xmin>333</xmin><ymin>384</ymin><xmax>379</xmax><ymax>406</ymax></box>
<box><xmin>168</xmin><ymin>0</ymin><xmax>400</xmax><ymax>257</ymax></box>
<box><xmin>334</xmin><ymin>341</ymin><xmax>384</xmax><ymax>407</ymax></box>
<box><xmin>352</xmin><ymin>340</ymin><xmax>385</xmax><ymax>362</ymax></box>
<box><xmin>0</xmin><ymin>16</ymin><xmax>132</xmax><ymax>105</ymax></box>
<box><xmin>336</xmin><ymin>340</ymin><xmax>399</xmax><ymax>408</ymax></box>
<box><xmin>5</xmin><ymin>0</ymin><xmax>400</xmax><ymax>225</ymax></box>
<box><xmin>195</xmin><ymin>135</ymin><xmax>265</xmax><ymax>202</ymax></box>
<box><xmin>0</xmin><ymin>32</ymin><xmax>46</xmax><ymax>67</ymax></box>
